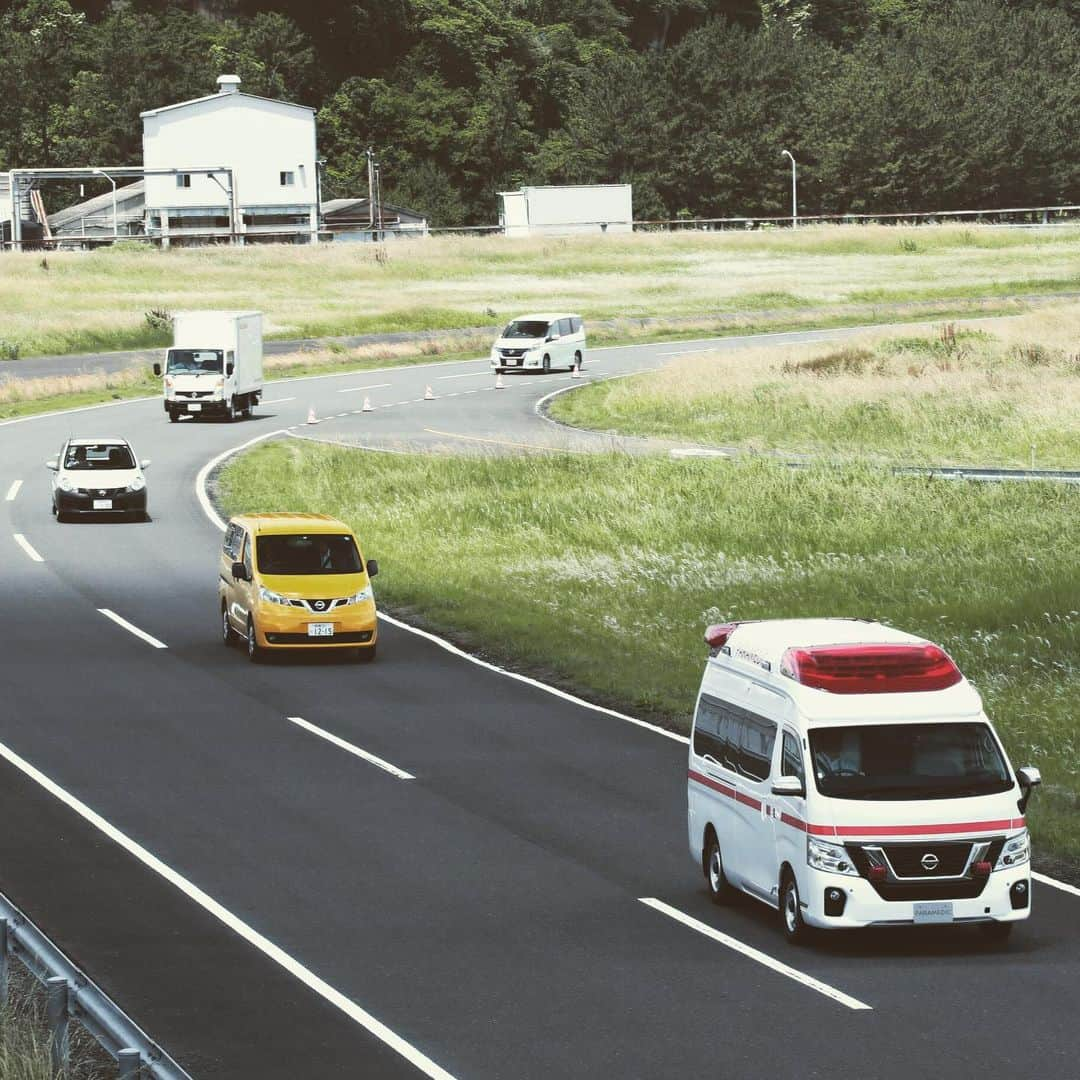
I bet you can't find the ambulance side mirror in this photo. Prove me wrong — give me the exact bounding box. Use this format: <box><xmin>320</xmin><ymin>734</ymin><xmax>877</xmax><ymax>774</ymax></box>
<box><xmin>1016</xmin><ymin>766</ymin><xmax>1041</xmax><ymax>813</ymax></box>
<box><xmin>771</xmin><ymin>775</ymin><xmax>805</xmax><ymax>798</ymax></box>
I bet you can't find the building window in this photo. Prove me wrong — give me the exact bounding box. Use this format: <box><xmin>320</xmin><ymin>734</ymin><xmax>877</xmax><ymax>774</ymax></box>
<box><xmin>176</xmin><ymin>174</ymin><xmax>191</xmax><ymax>188</ymax></box>
<box><xmin>280</xmin><ymin>171</ymin><xmax>295</xmax><ymax>187</ymax></box>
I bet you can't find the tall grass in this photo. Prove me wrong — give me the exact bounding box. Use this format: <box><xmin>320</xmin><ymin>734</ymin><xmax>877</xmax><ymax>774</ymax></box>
<box><xmin>218</xmin><ymin>443</ymin><xmax>1080</xmax><ymax>870</ymax></box>
<box><xmin>552</xmin><ymin>306</ymin><xmax>1080</xmax><ymax>468</ymax></box>
<box><xmin>3</xmin><ymin>224</ymin><xmax>1080</xmax><ymax>357</ymax></box>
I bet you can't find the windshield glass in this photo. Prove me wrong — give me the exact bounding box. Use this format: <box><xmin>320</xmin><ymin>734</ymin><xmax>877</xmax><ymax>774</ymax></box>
<box><xmin>63</xmin><ymin>443</ymin><xmax>135</xmax><ymax>471</ymax></box>
<box><xmin>256</xmin><ymin>534</ymin><xmax>362</xmax><ymax>575</ymax></box>
<box><xmin>501</xmin><ymin>320</ymin><xmax>549</xmax><ymax>340</ymax></box>
<box><xmin>809</xmin><ymin>722</ymin><xmax>1011</xmax><ymax>801</ymax></box>
<box><xmin>166</xmin><ymin>349</ymin><xmax>223</xmax><ymax>374</ymax></box>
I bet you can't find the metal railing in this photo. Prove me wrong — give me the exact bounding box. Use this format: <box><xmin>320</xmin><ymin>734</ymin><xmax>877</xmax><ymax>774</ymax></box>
<box><xmin>0</xmin><ymin>893</ymin><xmax>191</xmax><ymax>1080</ymax></box>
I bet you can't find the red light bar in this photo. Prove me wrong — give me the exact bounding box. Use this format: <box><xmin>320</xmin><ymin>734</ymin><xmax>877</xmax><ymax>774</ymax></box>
<box><xmin>780</xmin><ymin>643</ymin><xmax>963</xmax><ymax>694</ymax></box>
<box><xmin>705</xmin><ymin>622</ymin><xmax>738</xmax><ymax>653</ymax></box>
<box><xmin>972</xmin><ymin>861</ymin><xmax>992</xmax><ymax>878</ymax></box>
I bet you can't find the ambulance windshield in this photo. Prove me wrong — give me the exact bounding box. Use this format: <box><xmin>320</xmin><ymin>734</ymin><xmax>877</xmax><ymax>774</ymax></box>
<box><xmin>809</xmin><ymin>722</ymin><xmax>1011</xmax><ymax>801</ymax></box>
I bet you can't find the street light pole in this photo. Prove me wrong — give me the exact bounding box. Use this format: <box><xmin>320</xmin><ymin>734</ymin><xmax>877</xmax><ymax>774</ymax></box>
<box><xmin>94</xmin><ymin>168</ymin><xmax>118</xmax><ymax>241</ymax></box>
<box><xmin>366</xmin><ymin>147</ymin><xmax>375</xmax><ymax>235</ymax></box>
<box><xmin>780</xmin><ymin>149</ymin><xmax>797</xmax><ymax>229</ymax></box>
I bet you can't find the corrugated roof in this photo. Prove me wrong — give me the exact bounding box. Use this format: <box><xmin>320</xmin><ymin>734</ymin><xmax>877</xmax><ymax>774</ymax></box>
<box><xmin>49</xmin><ymin>180</ymin><xmax>145</xmax><ymax>230</ymax></box>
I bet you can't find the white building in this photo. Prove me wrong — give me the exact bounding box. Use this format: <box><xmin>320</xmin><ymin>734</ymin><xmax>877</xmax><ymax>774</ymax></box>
<box><xmin>498</xmin><ymin>184</ymin><xmax>633</xmax><ymax>238</ymax></box>
<box><xmin>140</xmin><ymin>74</ymin><xmax>318</xmax><ymax>246</ymax></box>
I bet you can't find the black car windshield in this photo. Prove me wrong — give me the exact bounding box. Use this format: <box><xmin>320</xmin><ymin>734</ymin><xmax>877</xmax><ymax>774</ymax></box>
<box><xmin>64</xmin><ymin>444</ymin><xmax>135</xmax><ymax>470</ymax></box>
<box><xmin>501</xmin><ymin>320</ymin><xmax>549</xmax><ymax>339</ymax></box>
<box><xmin>809</xmin><ymin>722</ymin><xmax>1012</xmax><ymax>800</ymax></box>
<box><xmin>167</xmin><ymin>349</ymin><xmax>223</xmax><ymax>374</ymax></box>
<box><xmin>256</xmin><ymin>534</ymin><xmax>362</xmax><ymax>575</ymax></box>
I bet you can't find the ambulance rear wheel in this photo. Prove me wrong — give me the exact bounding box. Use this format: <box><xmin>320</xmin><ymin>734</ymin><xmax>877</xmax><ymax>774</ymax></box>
<box><xmin>780</xmin><ymin>871</ymin><xmax>810</xmax><ymax>945</ymax></box>
<box><xmin>704</xmin><ymin>834</ymin><xmax>734</xmax><ymax>905</ymax></box>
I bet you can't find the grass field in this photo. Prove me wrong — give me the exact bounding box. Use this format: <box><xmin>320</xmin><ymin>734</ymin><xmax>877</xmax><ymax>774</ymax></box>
<box><xmin>218</xmin><ymin>442</ymin><xmax>1080</xmax><ymax>871</ymax></box>
<box><xmin>552</xmin><ymin>304</ymin><xmax>1080</xmax><ymax>469</ymax></box>
<box><xmin>2</xmin><ymin>225</ymin><xmax>1080</xmax><ymax>358</ymax></box>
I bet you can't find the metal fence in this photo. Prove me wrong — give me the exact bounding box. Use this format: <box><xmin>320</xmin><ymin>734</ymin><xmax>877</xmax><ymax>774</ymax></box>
<box><xmin>0</xmin><ymin>893</ymin><xmax>191</xmax><ymax>1080</ymax></box>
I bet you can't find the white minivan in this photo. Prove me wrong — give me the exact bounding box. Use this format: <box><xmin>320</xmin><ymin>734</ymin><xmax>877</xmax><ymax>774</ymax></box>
<box><xmin>687</xmin><ymin>618</ymin><xmax>1041</xmax><ymax>944</ymax></box>
<box><xmin>490</xmin><ymin>313</ymin><xmax>586</xmax><ymax>374</ymax></box>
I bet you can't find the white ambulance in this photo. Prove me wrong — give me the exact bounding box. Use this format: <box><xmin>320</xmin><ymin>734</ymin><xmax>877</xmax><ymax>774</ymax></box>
<box><xmin>687</xmin><ymin>618</ymin><xmax>1040</xmax><ymax>944</ymax></box>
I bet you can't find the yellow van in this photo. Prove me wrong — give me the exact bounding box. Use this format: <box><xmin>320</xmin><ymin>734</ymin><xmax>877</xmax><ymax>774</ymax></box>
<box><xmin>220</xmin><ymin>513</ymin><xmax>379</xmax><ymax>663</ymax></box>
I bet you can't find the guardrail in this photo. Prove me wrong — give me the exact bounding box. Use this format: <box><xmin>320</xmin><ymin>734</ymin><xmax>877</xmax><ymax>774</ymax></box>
<box><xmin>0</xmin><ymin>893</ymin><xmax>191</xmax><ymax>1080</ymax></box>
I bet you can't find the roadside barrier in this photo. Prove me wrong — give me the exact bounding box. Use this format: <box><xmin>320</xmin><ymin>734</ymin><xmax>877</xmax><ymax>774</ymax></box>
<box><xmin>0</xmin><ymin>894</ymin><xmax>191</xmax><ymax>1079</ymax></box>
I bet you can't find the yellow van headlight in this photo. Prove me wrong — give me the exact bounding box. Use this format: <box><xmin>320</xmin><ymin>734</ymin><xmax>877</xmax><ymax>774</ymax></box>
<box><xmin>258</xmin><ymin>586</ymin><xmax>292</xmax><ymax>606</ymax></box>
<box><xmin>341</xmin><ymin>586</ymin><xmax>373</xmax><ymax>606</ymax></box>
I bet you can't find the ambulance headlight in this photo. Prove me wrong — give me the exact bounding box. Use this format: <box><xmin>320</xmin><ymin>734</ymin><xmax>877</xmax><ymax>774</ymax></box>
<box><xmin>995</xmin><ymin>829</ymin><xmax>1030</xmax><ymax>870</ymax></box>
<box><xmin>807</xmin><ymin>837</ymin><xmax>858</xmax><ymax>876</ymax></box>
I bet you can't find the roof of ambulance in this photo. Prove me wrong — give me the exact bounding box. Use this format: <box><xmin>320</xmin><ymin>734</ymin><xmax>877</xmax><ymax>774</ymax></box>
<box><xmin>727</xmin><ymin>618</ymin><xmax>924</xmax><ymax>669</ymax></box>
<box><xmin>713</xmin><ymin>619</ymin><xmax>983</xmax><ymax>720</ymax></box>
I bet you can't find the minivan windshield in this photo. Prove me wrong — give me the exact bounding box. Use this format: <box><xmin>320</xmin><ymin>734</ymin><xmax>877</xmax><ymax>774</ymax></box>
<box><xmin>501</xmin><ymin>320</ymin><xmax>549</xmax><ymax>340</ymax></box>
<box><xmin>809</xmin><ymin>722</ymin><xmax>1012</xmax><ymax>801</ymax></box>
<box><xmin>256</xmin><ymin>534</ymin><xmax>362</xmax><ymax>575</ymax></box>
<box><xmin>167</xmin><ymin>349</ymin><xmax>223</xmax><ymax>374</ymax></box>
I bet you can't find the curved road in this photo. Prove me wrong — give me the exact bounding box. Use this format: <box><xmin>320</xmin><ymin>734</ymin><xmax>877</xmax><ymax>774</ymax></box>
<box><xmin>1</xmin><ymin>327</ymin><xmax>1078</xmax><ymax>1079</ymax></box>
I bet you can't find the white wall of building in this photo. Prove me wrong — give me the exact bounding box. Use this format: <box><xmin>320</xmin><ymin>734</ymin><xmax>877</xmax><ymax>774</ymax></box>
<box><xmin>499</xmin><ymin>184</ymin><xmax>633</xmax><ymax>238</ymax></box>
<box><xmin>141</xmin><ymin>78</ymin><xmax>317</xmax><ymax>242</ymax></box>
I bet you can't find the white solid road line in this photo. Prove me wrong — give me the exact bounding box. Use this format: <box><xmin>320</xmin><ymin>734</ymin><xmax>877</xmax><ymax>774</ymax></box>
<box><xmin>97</xmin><ymin>609</ymin><xmax>168</xmax><ymax>650</ymax></box>
<box><xmin>262</xmin><ymin>396</ymin><xmax>296</xmax><ymax>405</ymax></box>
<box><xmin>5</xmin><ymin>480</ymin><xmax>22</xmax><ymax>502</ymax></box>
<box><xmin>12</xmin><ymin>533</ymin><xmax>43</xmax><ymax>562</ymax></box>
<box><xmin>639</xmin><ymin>898</ymin><xmax>872</xmax><ymax>1011</ymax></box>
<box><xmin>336</xmin><ymin>382</ymin><xmax>392</xmax><ymax>394</ymax></box>
<box><xmin>195</xmin><ymin>429</ymin><xmax>290</xmax><ymax>532</ymax></box>
<box><xmin>1033</xmin><ymin>871</ymin><xmax>1080</xmax><ymax>898</ymax></box>
<box><xmin>0</xmin><ymin>738</ymin><xmax>457</xmax><ymax>1080</ymax></box>
<box><xmin>287</xmin><ymin>716</ymin><xmax>415</xmax><ymax>780</ymax></box>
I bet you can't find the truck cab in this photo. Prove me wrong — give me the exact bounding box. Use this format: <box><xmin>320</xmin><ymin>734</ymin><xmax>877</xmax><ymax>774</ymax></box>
<box><xmin>155</xmin><ymin>310</ymin><xmax>264</xmax><ymax>422</ymax></box>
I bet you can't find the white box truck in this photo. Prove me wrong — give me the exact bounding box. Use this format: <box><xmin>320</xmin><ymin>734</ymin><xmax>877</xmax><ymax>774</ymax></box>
<box><xmin>154</xmin><ymin>311</ymin><xmax>264</xmax><ymax>423</ymax></box>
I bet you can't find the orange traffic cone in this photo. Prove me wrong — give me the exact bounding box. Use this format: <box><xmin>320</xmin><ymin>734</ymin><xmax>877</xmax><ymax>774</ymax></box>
<box><xmin>362</xmin><ymin>396</ymin><xmax>373</xmax><ymax>412</ymax></box>
<box><xmin>571</xmin><ymin>364</ymin><xmax>581</xmax><ymax>379</ymax></box>
<box><xmin>424</xmin><ymin>385</ymin><xmax>435</xmax><ymax>400</ymax></box>
<box><xmin>495</xmin><ymin>372</ymin><xmax>505</xmax><ymax>389</ymax></box>
<box><xmin>307</xmin><ymin>405</ymin><xmax>317</xmax><ymax>424</ymax></box>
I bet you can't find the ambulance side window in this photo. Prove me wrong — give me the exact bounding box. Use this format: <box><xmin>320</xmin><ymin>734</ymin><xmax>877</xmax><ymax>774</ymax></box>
<box><xmin>692</xmin><ymin>697</ymin><xmax>727</xmax><ymax>762</ymax></box>
<box><xmin>737</xmin><ymin>713</ymin><xmax>776</xmax><ymax>782</ymax></box>
<box><xmin>782</xmin><ymin>731</ymin><xmax>805</xmax><ymax>785</ymax></box>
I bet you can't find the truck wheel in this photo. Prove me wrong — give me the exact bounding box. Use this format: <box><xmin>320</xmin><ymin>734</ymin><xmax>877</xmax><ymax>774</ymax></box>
<box><xmin>227</xmin><ymin>399</ymin><xmax>240</xmax><ymax>423</ymax></box>
<box><xmin>780</xmin><ymin>871</ymin><xmax>811</xmax><ymax>945</ymax></box>
<box><xmin>704</xmin><ymin>834</ymin><xmax>734</xmax><ymax>904</ymax></box>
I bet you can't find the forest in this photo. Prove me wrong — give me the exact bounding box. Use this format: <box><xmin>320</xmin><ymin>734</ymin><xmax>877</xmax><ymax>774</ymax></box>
<box><xmin>1</xmin><ymin>0</ymin><xmax>1078</xmax><ymax>224</ymax></box>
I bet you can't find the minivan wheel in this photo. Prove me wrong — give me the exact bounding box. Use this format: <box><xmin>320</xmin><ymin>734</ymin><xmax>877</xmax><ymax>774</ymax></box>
<box><xmin>221</xmin><ymin>605</ymin><xmax>235</xmax><ymax>646</ymax></box>
<box><xmin>354</xmin><ymin>643</ymin><xmax>377</xmax><ymax>663</ymax></box>
<box><xmin>542</xmin><ymin>354</ymin><xmax>551</xmax><ymax>373</ymax></box>
<box><xmin>704</xmin><ymin>834</ymin><xmax>734</xmax><ymax>904</ymax></box>
<box><xmin>780</xmin><ymin>872</ymin><xmax>810</xmax><ymax>945</ymax></box>
<box><xmin>246</xmin><ymin>618</ymin><xmax>263</xmax><ymax>663</ymax></box>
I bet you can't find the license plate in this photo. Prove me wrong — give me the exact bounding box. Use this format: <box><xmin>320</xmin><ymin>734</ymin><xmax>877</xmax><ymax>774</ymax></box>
<box><xmin>93</xmin><ymin>499</ymin><xmax>113</xmax><ymax>510</ymax></box>
<box><xmin>187</xmin><ymin>402</ymin><xmax>202</xmax><ymax>412</ymax></box>
<box><xmin>913</xmin><ymin>901</ymin><xmax>954</xmax><ymax>924</ymax></box>
<box><xmin>307</xmin><ymin>623</ymin><xmax>334</xmax><ymax>637</ymax></box>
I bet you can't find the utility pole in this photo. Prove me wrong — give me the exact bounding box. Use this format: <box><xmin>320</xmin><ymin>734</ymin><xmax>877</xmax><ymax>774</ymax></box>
<box><xmin>366</xmin><ymin>147</ymin><xmax>375</xmax><ymax>236</ymax></box>
<box><xmin>374</xmin><ymin>162</ymin><xmax>382</xmax><ymax>242</ymax></box>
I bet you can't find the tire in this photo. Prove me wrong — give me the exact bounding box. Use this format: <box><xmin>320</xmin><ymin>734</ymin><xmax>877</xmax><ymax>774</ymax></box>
<box><xmin>168</xmin><ymin>409</ymin><xmax>178</xmax><ymax>423</ymax></box>
<box><xmin>242</xmin><ymin>398</ymin><xmax>253</xmax><ymax>419</ymax></box>
<box><xmin>703</xmin><ymin>833</ymin><xmax>735</xmax><ymax>905</ymax></box>
<box><xmin>542</xmin><ymin>354</ymin><xmax>551</xmax><ymax>373</ymax></box>
<box><xmin>246</xmin><ymin>618</ymin><xmax>263</xmax><ymax>663</ymax></box>
<box><xmin>55</xmin><ymin>509</ymin><xmax>68</xmax><ymax>524</ymax></box>
<box><xmin>979</xmin><ymin>921</ymin><xmax>1014</xmax><ymax>944</ymax></box>
<box><xmin>780</xmin><ymin>871</ymin><xmax>811</xmax><ymax>945</ymax></box>
<box><xmin>227</xmin><ymin>399</ymin><xmax>239</xmax><ymax>423</ymax></box>
<box><xmin>354</xmin><ymin>643</ymin><xmax>377</xmax><ymax>663</ymax></box>
<box><xmin>221</xmin><ymin>605</ymin><xmax>235</xmax><ymax>647</ymax></box>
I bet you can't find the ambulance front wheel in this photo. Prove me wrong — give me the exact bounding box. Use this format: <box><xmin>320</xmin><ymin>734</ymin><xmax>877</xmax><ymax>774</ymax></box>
<box><xmin>704</xmin><ymin>833</ymin><xmax>735</xmax><ymax>904</ymax></box>
<box><xmin>780</xmin><ymin>870</ymin><xmax>811</xmax><ymax>945</ymax></box>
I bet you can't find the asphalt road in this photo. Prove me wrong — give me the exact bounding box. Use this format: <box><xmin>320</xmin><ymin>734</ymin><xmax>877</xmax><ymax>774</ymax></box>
<box><xmin>1</xmin><ymin>327</ymin><xmax>1078</xmax><ymax>1079</ymax></box>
